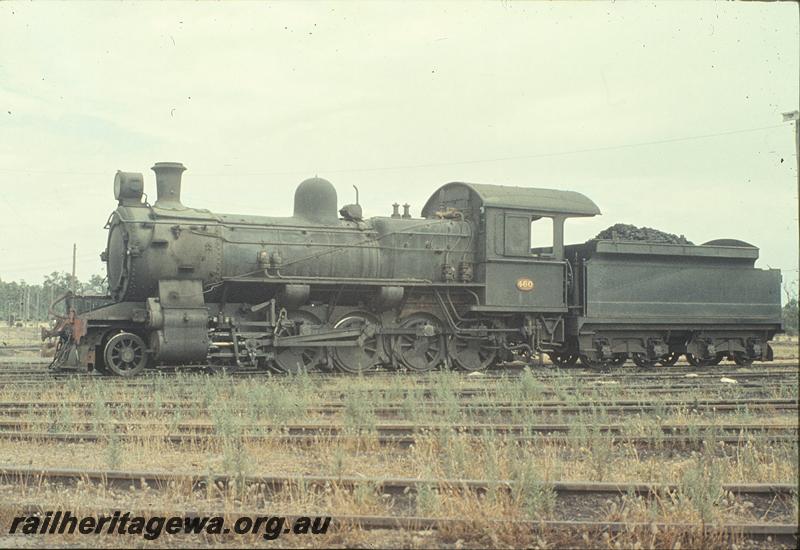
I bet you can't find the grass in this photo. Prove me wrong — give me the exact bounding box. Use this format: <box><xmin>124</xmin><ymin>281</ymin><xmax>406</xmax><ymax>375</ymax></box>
<box><xmin>0</xmin><ymin>360</ymin><xmax>796</xmax><ymax>547</ymax></box>
<box><xmin>104</xmin><ymin>432</ymin><xmax>123</xmax><ymax>470</ymax></box>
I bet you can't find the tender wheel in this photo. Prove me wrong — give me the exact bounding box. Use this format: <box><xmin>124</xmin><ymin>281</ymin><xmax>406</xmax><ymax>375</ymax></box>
<box><xmin>273</xmin><ymin>311</ymin><xmax>323</xmax><ymax>374</ymax></box>
<box><xmin>103</xmin><ymin>332</ymin><xmax>148</xmax><ymax>376</ymax></box>
<box><xmin>579</xmin><ymin>354</ymin><xmax>611</xmax><ymax>371</ymax></box>
<box><xmin>332</xmin><ymin>312</ymin><xmax>383</xmax><ymax>374</ymax></box>
<box><xmin>449</xmin><ymin>320</ymin><xmax>501</xmax><ymax>372</ymax></box>
<box><xmin>549</xmin><ymin>352</ymin><xmax>579</xmax><ymax>367</ymax></box>
<box><xmin>632</xmin><ymin>353</ymin><xmax>657</xmax><ymax>368</ymax></box>
<box><xmin>392</xmin><ymin>313</ymin><xmax>445</xmax><ymax>372</ymax></box>
<box><xmin>610</xmin><ymin>353</ymin><xmax>628</xmax><ymax>366</ymax></box>
<box><xmin>685</xmin><ymin>353</ymin><xmax>712</xmax><ymax>367</ymax></box>
<box><xmin>658</xmin><ymin>352</ymin><xmax>680</xmax><ymax>367</ymax></box>
<box><xmin>733</xmin><ymin>352</ymin><xmax>753</xmax><ymax>367</ymax></box>
<box><xmin>708</xmin><ymin>353</ymin><xmax>724</xmax><ymax>366</ymax></box>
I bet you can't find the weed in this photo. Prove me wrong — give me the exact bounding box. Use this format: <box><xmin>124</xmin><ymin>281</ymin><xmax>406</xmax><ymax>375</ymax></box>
<box><xmin>353</xmin><ymin>480</ymin><xmax>379</xmax><ymax>509</ymax></box>
<box><xmin>331</xmin><ymin>444</ymin><xmax>347</xmax><ymax>477</ymax></box>
<box><xmin>401</xmin><ymin>388</ymin><xmax>421</xmax><ymax>423</ymax></box>
<box><xmin>342</xmin><ymin>393</ymin><xmax>376</xmax><ymax>433</ymax></box>
<box><xmin>508</xmin><ymin>458</ymin><xmax>555</xmax><ymax>519</ymax></box>
<box><xmin>517</xmin><ymin>368</ymin><xmax>543</xmax><ymax>402</ymax></box>
<box><xmin>588</xmin><ymin>428</ymin><xmax>615</xmax><ymax>481</ymax></box>
<box><xmin>679</xmin><ymin>455</ymin><xmax>724</xmax><ymax>523</ymax></box>
<box><xmin>414</xmin><ymin>481</ymin><xmax>439</xmax><ymax>516</ymax></box>
<box><xmin>105</xmin><ymin>432</ymin><xmax>123</xmax><ymax>470</ymax></box>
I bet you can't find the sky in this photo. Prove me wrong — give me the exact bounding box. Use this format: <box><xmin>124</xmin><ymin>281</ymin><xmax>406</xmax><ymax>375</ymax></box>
<box><xmin>0</xmin><ymin>2</ymin><xmax>798</xmax><ymax>299</ymax></box>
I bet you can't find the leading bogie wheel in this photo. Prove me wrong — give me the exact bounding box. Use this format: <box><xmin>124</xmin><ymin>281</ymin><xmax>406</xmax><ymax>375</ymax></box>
<box><xmin>103</xmin><ymin>332</ymin><xmax>149</xmax><ymax>376</ymax></box>
<box><xmin>392</xmin><ymin>313</ymin><xmax>445</xmax><ymax>372</ymax></box>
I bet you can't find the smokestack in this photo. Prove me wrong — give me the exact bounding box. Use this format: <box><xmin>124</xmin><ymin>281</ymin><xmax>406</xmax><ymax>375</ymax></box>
<box><xmin>152</xmin><ymin>162</ymin><xmax>186</xmax><ymax>209</ymax></box>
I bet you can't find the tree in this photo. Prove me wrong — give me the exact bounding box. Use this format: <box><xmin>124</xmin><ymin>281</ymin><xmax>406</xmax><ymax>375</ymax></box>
<box><xmin>783</xmin><ymin>298</ymin><xmax>799</xmax><ymax>336</ymax></box>
<box><xmin>83</xmin><ymin>274</ymin><xmax>107</xmax><ymax>295</ymax></box>
<box><xmin>1</xmin><ymin>272</ymin><xmax>107</xmax><ymax>322</ymax></box>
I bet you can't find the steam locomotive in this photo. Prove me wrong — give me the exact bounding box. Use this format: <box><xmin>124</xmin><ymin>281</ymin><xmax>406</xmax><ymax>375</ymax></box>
<box><xmin>49</xmin><ymin>162</ymin><xmax>782</xmax><ymax>375</ymax></box>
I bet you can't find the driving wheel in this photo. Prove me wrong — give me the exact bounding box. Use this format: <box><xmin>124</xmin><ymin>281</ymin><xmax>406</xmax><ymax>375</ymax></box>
<box><xmin>392</xmin><ymin>313</ymin><xmax>445</xmax><ymax>372</ymax></box>
<box><xmin>273</xmin><ymin>311</ymin><xmax>323</xmax><ymax>374</ymax></box>
<box><xmin>332</xmin><ymin>312</ymin><xmax>383</xmax><ymax>373</ymax></box>
<box><xmin>449</xmin><ymin>320</ymin><xmax>502</xmax><ymax>372</ymax></box>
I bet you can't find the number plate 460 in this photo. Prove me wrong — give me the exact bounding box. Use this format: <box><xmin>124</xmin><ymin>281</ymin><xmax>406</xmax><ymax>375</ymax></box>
<box><xmin>516</xmin><ymin>277</ymin><xmax>534</xmax><ymax>292</ymax></box>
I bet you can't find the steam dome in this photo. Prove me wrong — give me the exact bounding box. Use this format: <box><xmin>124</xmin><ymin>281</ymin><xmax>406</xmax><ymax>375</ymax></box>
<box><xmin>293</xmin><ymin>177</ymin><xmax>339</xmax><ymax>224</ymax></box>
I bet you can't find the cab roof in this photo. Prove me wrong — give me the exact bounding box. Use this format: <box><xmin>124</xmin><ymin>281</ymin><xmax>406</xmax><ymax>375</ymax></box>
<box><xmin>421</xmin><ymin>182</ymin><xmax>601</xmax><ymax>218</ymax></box>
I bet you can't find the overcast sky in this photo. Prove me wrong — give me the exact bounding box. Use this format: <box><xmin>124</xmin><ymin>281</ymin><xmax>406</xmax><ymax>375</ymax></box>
<box><xmin>1</xmin><ymin>2</ymin><xmax>798</xmax><ymax>297</ymax></box>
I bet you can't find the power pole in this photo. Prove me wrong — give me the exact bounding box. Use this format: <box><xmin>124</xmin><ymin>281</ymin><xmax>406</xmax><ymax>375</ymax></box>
<box><xmin>783</xmin><ymin>111</ymin><xmax>799</xmax><ymax>189</ymax></box>
<box><xmin>71</xmin><ymin>243</ymin><xmax>77</xmax><ymax>295</ymax></box>
<box><xmin>782</xmin><ymin>111</ymin><xmax>799</xmax><ymax>309</ymax></box>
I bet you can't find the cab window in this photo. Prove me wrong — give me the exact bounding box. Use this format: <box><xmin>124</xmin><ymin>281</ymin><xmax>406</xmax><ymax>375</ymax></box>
<box><xmin>531</xmin><ymin>216</ymin><xmax>554</xmax><ymax>256</ymax></box>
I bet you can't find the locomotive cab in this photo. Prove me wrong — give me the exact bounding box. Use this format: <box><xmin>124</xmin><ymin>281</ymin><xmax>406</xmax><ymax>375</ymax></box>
<box><xmin>421</xmin><ymin>182</ymin><xmax>600</xmax><ymax>313</ymax></box>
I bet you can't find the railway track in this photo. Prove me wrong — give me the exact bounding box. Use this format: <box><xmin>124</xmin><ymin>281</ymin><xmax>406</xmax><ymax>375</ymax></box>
<box><xmin>0</xmin><ymin>371</ymin><xmax>796</xmax><ymax>397</ymax></box>
<box><xmin>0</xmin><ymin>396</ymin><xmax>794</xmax><ymax>417</ymax></box>
<box><xmin>0</xmin><ymin>419</ymin><xmax>794</xmax><ymax>436</ymax></box>
<box><xmin>0</xmin><ymin>345</ymin><xmax>41</xmax><ymax>351</ymax></box>
<box><xmin>3</xmin><ymin>368</ymin><xmax>797</xmax><ymax>385</ymax></box>
<box><xmin>0</xmin><ymin>384</ymin><xmax>795</xmax><ymax>406</ymax></box>
<box><xmin>0</xmin><ymin>429</ymin><xmax>794</xmax><ymax>449</ymax></box>
<box><xmin>2</xmin><ymin>465</ymin><xmax>794</xmax><ymax>497</ymax></box>
<box><xmin>0</xmin><ymin>362</ymin><xmax>796</xmax><ymax>381</ymax></box>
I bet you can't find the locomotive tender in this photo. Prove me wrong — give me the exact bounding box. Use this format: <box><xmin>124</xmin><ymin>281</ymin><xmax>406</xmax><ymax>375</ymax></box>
<box><xmin>50</xmin><ymin>162</ymin><xmax>782</xmax><ymax>375</ymax></box>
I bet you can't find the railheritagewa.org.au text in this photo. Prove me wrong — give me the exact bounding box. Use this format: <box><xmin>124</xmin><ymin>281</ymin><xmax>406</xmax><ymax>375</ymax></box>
<box><xmin>8</xmin><ymin>511</ymin><xmax>332</xmax><ymax>540</ymax></box>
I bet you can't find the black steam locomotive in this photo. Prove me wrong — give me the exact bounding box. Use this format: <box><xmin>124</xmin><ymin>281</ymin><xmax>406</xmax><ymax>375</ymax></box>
<box><xmin>49</xmin><ymin>162</ymin><xmax>782</xmax><ymax>375</ymax></box>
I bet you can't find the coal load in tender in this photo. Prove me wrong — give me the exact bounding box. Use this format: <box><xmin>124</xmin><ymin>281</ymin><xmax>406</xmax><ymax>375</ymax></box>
<box><xmin>595</xmin><ymin>223</ymin><xmax>693</xmax><ymax>245</ymax></box>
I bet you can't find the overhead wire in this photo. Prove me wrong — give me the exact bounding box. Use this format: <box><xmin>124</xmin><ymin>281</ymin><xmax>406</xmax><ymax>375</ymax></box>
<box><xmin>0</xmin><ymin>122</ymin><xmax>791</xmax><ymax>177</ymax></box>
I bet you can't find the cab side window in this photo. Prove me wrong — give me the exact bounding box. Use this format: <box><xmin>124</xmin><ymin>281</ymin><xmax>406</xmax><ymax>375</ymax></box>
<box><xmin>503</xmin><ymin>214</ymin><xmax>531</xmax><ymax>256</ymax></box>
<box><xmin>531</xmin><ymin>216</ymin><xmax>554</xmax><ymax>256</ymax></box>
<box><xmin>503</xmin><ymin>213</ymin><xmax>555</xmax><ymax>257</ymax></box>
